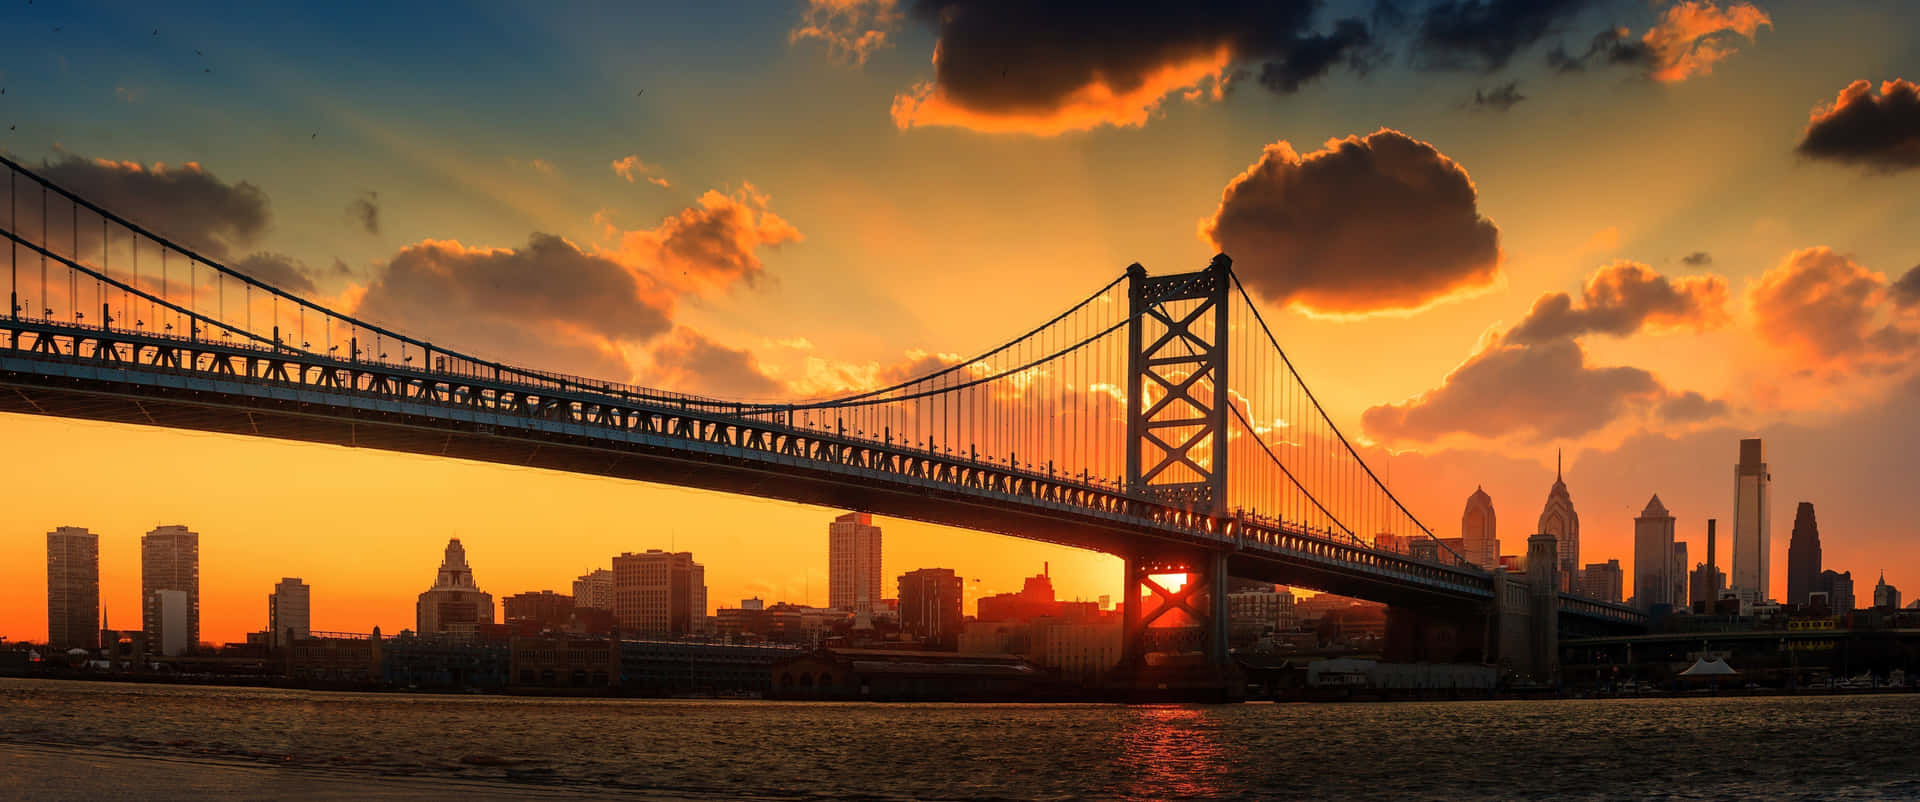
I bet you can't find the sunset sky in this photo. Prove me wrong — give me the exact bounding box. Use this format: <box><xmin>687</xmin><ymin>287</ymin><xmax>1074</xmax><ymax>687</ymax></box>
<box><xmin>3</xmin><ymin>0</ymin><xmax>1918</xmax><ymax>644</ymax></box>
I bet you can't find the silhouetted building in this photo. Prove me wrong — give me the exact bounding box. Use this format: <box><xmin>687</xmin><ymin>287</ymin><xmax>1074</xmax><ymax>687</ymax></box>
<box><xmin>150</xmin><ymin>589</ymin><xmax>190</xmax><ymax>656</ymax></box>
<box><xmin>1873</xmin><ymin>573</ymin><xmax>1901</xmax><ymax>610</ymax></box>
<box><xmin>1580</xmin><ymin>560</ymin><xmax>1623</xmax><ymax>603</ymax></box>
<box><xmin>511</xmin><ymin>636</ymin><xmax>616</xmax><ymax>689</ymax></box>
<box><xmin>504</xmin><ymin>591</ymin><xmax>576</xmax><ymax>632</ymax></box>
<box><xmin>46</xmin><ymin>527</ymin><xmax>99</xmax><ymax>651</ymax></box>
<box><xmin>1461</xmin><ymin>487</ymin><xmax>1499</xmax><ymax>569</ymax></box>
<box><xmin>1633</xmin><ymin>495</ymin><xmax>1674</xmax><ymax>610</ymax></box>
<box><xmin>976</xmin><ymin>567</ymin><xmax>1099</xmax><ymax>623</ymax></box>
<box><xmin>416</xmin><ymin>538</ymin><xmax>496</xmax><ymax>637</ymax></box>
<box><xmin>1689</xmin><ymin>562</ymin><xmax>1727</xmax><ymax>612</ymax></box>
<box><xmin>1537</xmin><ymin>452</ymin><xmax>1581</xmax><ymax>591</ymax></box>
<box><xmin>897</xmin><ymin>568</ymin><xmax>963</xmax><ymax>648</ymax></box>
<box><xmin>142</xmin><ymin>525</ymin><xmax>200</xmax><ymax>650</ymax></box>
<box><xmin>1817</xmin><ymin>570</ymin><xmax>1855</xmax><ymax>614</ymax></box>
<box><xmin>269</xmin><ymin>577</ymin><xmax>311</xmax><ymax>648</ymax></box>
<box><xmin>1031</xmin><ymin>615</ymin><xmax>1122</xmax><ymax>684</ymax></box>
<box><xmin>1372</xmin><ymin>532</ymin><xmax>1409</xmax><ymax>554</ymax></box>
<box><xmin>1732</xmin><ymin>438</ymin><xmax>1771</xmax><ymax>603</ymax></box>
<box><xmin>829</xmin><ymin>513</ymin><xmax>883</xmax><ymax>620</ymax></box>
<box><xmin>612</xmin><ymin>550</ymin><xmax>707</xmax><ymax>637</ymax></box>
<box><xmin>572</xmin><ymin>569</ymin><xmax>613</xmax><ymax>611</ymax></box>
<box><xmin>1671</xmin><ymin>541</ymin><xmax>1689</xmax><ymax>611</ymax></box>
<box><xmin>1787</xmin><ymin>502</ymin><xmax>1821</xmax><ymax>607</ymax></box>
<box><xmin>1228</xmin><ymin>585</ymin><xmax>1297</xmax><ymax>645</ymax></box>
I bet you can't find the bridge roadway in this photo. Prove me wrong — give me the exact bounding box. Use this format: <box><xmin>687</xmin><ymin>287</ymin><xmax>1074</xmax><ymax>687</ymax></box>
<box><xmin>0</xmin><ymin>315</ymin><xmax>1642</xmax><ymax>628</ymax></box>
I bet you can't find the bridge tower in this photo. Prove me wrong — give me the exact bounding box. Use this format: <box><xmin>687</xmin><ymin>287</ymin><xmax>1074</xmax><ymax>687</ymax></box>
<box><xmin>1120</xmin><ymin>255</ymin><xmax>1235</xmax><ymax>686</ymax></box>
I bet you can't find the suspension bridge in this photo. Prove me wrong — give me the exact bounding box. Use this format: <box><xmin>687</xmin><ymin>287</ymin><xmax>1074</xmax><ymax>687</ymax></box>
<box><xmin>0</xmin><ymin>154</ymin><xmax>1640</xmax><ymax>691</ymax></box>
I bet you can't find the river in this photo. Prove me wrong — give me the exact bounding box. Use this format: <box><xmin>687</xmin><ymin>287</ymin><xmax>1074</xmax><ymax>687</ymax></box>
<box><xmin>3</xmin><ymin>679</ymin><xmax>1917</xmax><ymax>799</ymax></box>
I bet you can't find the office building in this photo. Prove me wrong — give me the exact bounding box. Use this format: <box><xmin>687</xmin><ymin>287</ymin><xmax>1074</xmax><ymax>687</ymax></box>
<box><xmin>829</xmin><ymin>513</ymin><xmax>883</xmax><ymax>619</ymax></box>
<box><xmin>269</xmin><ymin>577</ymin><xmax>311</xmax><ymax>648</ymax></box>
<box><xmin>416</xmin><ymin>538</ymin><xmax>496</xmax><ymax>637</ymax></box>
<box><xmin>46</xmin><ymin>527</ymin><xmax>100</xmax><ymax>651</ymax></box>
<box><xmin>1580</xmin><ymin>560</ymin><xmax>1624</xmax><ymax>603</ymax></box>
<box><xmin>1786</xmin><ymin>502</ymin><xmax>1821</xmax><ymax>607</ymax></box>
<box><xmin>1671</xmin><ymin>541</ymin><xmax>1689</xmax><ymax>611</ymax></box>
<box><xmin>503</xmin><ymin>591</ymin><xmax>576</xmax><ymax>631</ymax></box>
<box><xmin>612</xmin><ymin>550</ymin><xmax>707</xmax><ymax>637</ymax></box>
<box><xmin>1536</xmin><ymin>452</ymin><xmax>1581</xmax><ymax>591</ymax></box>
<box><xmin>1873</xmin><ymin>574</ymin><xmax>1901</xmax><ymax>610</ymax></box>
<box><xmin>1689</xmin><ymin>563</ymin><xmax>1727</xmax><ymax>612</ymax></box>
<box><xmin>1632</xmin><ymin>495</ymin><xmax>1675</xmax><ymax>610</ymax></box>
<box><xmin>1228</xmin><ymin>584</ymin><xmax>1298</xmax><ymax>645</ymax></box>
<box><xmin>1732</xmin><ymin>438</ymin><xmax>1771</xmax><ymax>603</ymax></box>
<box><xmin>898</xmin><ymin>568</ymin><xmax>964</xmax><ymax>647</ymax></box>
<box><xmin>151</xmin><ymin>589</ymin><xmax>190</xmax><ymax>656</ymax></box>
<box><xmin>573</xmin><ymin>569</ymin><xmax>614</xmax><ymax>610</ymax></box>
<box><xmin>1461</xmin><ymin>487</ymin><xmax>1499</xmax><ymax>569</ymax></box>
<box><xmin>1816</xmin><ymin>570</ymin><xmax>1855</xmax><ymax>613</ymax></box>
<box><xmin>142</xmin><ymin>525</ymin><xmax>200</xmax><ymax>650</ymax></box>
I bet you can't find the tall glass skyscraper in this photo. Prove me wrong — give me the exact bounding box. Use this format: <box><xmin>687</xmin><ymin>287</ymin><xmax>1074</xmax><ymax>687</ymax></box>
<box><xmin>1732</xmin><ymin>439</ymin><xmax>1771</xmax><ymax>603</ymax></box>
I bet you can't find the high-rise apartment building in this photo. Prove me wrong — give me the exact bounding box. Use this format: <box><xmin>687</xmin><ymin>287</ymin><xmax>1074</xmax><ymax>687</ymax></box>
<box><xmin>1460</xmin><ymin>487</ymin><xmax>1499</xmax><ymax>570</ymax></box>
<box><xmin>1537</xmin><ymin>453</ymin><xmax>1580</xmax><ymax>591</ymax></box>
<box><xmin>269</xmin><ymin>577</ymin><xmax>311</xmax><ymax>647</ymax></box>
<box><xmin>1786</xmin><ymin>502</ymin><xmax>1821</xmax><ymax>607</ymax></box>
<box><xmin>898</xmin><ymin>568</ymin><xmax>964</xmax><ymax>647</ymax></box>
<box><xmin>142</xmin><ymin>525</ymin><xmax>200</xmax><ymax>650</ymax></box>
<box><xmin>612</xmin><ymin>550</ymin><xmax>707</xmax><ymax>637</ymax></box>
<box><xmin>1580</xmin><ymin>560</ymin><xmax>1624</xmax><ymax>603</ymax></box>
<box><xmin>572</xmin><ymin>569</ymin><xmax>614</xmax><ymax>610</ymax></box>
<box><xmin>46</xmin><ymin>527</ymin><xmax>100</xmax><ymax>651</ymax></box>
<box><xmin>1632</xmin><ymin>495</ymin><xmax>1674</xmax><ymax>610</ymax></box>
<box><xmin>1732</xmin><ymin>438</ymin><xmax>1771</xmax><ymax>602</ymax></box>
<box><xmin>416</xmin><ymin>538</ymin><xmax>495</xmax><ymax>637</ymax></box>
<box><xmin>829</xmin><ymin>513</ymin><xmax>883</xmax><ymax>617</ymax></box>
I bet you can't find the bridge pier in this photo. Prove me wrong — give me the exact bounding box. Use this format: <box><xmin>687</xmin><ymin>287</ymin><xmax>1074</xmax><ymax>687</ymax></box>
<box><xmin>1115</xmin><ymin>549</ymin><xmax>1242</xmax><ymax>702</ymax></box>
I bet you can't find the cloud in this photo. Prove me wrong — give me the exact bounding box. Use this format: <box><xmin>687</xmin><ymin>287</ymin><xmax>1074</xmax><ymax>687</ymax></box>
<box><xmin>1894</xmin><ymin>266</ymin><xmax>1920</xmax><ymax>308</ymax></box>
<box><xmin>231</xmin><ymin>252</ymin><xmax>321</xmax><ymax>295</ymax></box>
<box><xmin>347</xmin><ymin>191</ymin><xmax>380</xmax><ymax>235</ymax></box>
<box><xmin>354</xmin><ymin>234</ymin><xmax>675</xmax><ymax>379</ymax></box>
<box><xmin>646</xmin><ymin>327</ymin><xmax>785</xmax><ymax>398</ymax></box>
<box><xmin>1682</xmin><ymin>251</ymin><xmax>1713</xmax><ymax>266</ymax></box>
<box><xmin>1362</xmin><ymin>337</ymin><xmax>1667</xmax><ymax>442</ymax></box>
<box><xmin>889</xmin><ymin>1</ymin><xmax>1375</xmax><ymax>135</ymax></box>
<box><xmin>1796</xmin><ymin>79</ymin><xmax>1920</xmax><ymax>173</ymax></box>
<box><xmin>1639</xmin><ymin>0</ymin><xmax>1770</xmax><ymax>83</ymax></box>
<box><xmin>1469</xmin><ymin>81</ymin><xmax>1526</xmax><ymax>111</ymax></box>
<box><xmin>1506</xmin><ymin>261</ymin><xmax>1729</xmax><ymax>344</ymax></box>
<box><xmin>1199</xmin><ymin>128</ymin><xmax>1500</xmax><ymax>316</ymax></box>
<box><xmin>790</xmin><ymin>0</ymin><xmax>901</xmax><ymax>65</ymax></box>
<box><xmin>607</xmin><ymin>185</ymin><xmax>802</xmax><ymax>296</ymax></box>
<box><xmin>37</xmin><ymin>153</ymin><xmax>269</xmax><ymax>260</ymax></box>
<box><xmin>610</xmin><ymin>155</ymin><xmax>672</xmax><ymax>188</ymax></box>
<box><xmin>1658</xmin><ymin>390</ymin><xmax>1729</xmax><ymax>422</ymax></box>
<box><xmin>1547</xmin><ymin>26</ymin><xmax>1651</xmax><ymax>73</ymax></box>
<box><xmin>1415</xmin><ymin>0</ymin><xmax>1595</xmax><ymax>71</ymax></box>
<box><xmin>1747</xmin><ymin>247</ymin><xmax>1917</xmax><ymax>374</ymax></box>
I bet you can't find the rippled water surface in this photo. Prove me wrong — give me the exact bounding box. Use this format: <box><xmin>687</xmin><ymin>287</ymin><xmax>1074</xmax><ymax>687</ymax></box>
<box><xmin>4</xmin><ymin>679</ymin><xmax>1920</xmax><ymax>800</ymax></box>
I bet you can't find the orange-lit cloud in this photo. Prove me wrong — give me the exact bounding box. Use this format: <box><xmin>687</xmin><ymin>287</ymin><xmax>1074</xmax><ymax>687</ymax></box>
<box><xmin>891</xmin><ymin>46</ymin><xmax>1233</xmax><ymax>136</ymax></box>
<box><xmin>1199</xmin><ymin>128</ymin><xmax>1501</xmax><ymax>316</ymax></box>
<box><xmin>610</xmin><ymin>154</ymin><xmax>672</xmax><ymax>188</ymax></box>
<box><xmin>1641</xmin><ymin>1</ymin><xmax>1771</xmax><ymax>83</ymax></box>
<box><xmin>789</xmin><ymin>0</ymin><xmax>901</xmax><ymax>65</ymax></box>
<box><xmin>1797</xmin><ymin>79</ymin><xmax>1920</xmax><ymax>173</ymax></box>
<box><xmin>1507</xmin><ymin>261</ymin><xmax>1729</xmax><ymax>344</ymax></box>
<box><xmin>645</xmin><ymin>327</ymin><xmax>785</xmax><ymax>398</ymax></box>
<box><xmin>36</xmin><ymin>152</ymin><xmax>269</xmax><ymax>260</ymax></box>
<box><xmin>606</xmin><ymin>185</ymin><xmax>802</xmax><ymax>296</ymax></box>
<box><xmin>1747</xmin><ymin>247</ymin><xmax>1917</xmax><ymax>375</ymax></box>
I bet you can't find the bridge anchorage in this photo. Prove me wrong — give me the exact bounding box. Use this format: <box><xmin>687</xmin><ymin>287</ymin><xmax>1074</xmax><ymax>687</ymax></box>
<box><xmin>0</xmin><ymin>155</ymin><xmax>1644</xmax><ymax>700</ymax></box>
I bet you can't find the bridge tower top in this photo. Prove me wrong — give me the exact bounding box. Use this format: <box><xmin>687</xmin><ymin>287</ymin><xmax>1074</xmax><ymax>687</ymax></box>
<box><xmin>1124</xmin><ymin>255</ymin><xmax>1232</xmax><ymax>519</ymax></box>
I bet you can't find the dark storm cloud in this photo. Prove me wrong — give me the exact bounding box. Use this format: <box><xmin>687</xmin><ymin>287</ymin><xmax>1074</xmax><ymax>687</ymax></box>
<box><xmin>347</xmin><ymin>192</ymin><xmax>380</xmax><ymax>236</ymax></box>
<box><xmin>1681</xmin><ymin>251</ymin><xmax>1713</xmax><ymax>266</ymax></box>
<box><xmin>1797</xmin><ymin>79</ymin><xmax>1920</xmax><ymax>173</ymax></box>
<box><xmin>38</xmin><ymin>153</ymin><xmax>269</xmax><ymax>260</ymax></box>
<box><xmin>1545</xmin><ymin>25</ymin><xmax>1650</xmax><ymax>73</ymax></box>
<box><xmin>1468</xmin><ymin>81</ymin><xmax>1526</xmax><ymax>111</ymax></box>
<box><xmin>1414</xmin><ymin>0</ymin><xmax>1595</xmax><ymax>71</ymax></box>
<box><xmin>1506</xmin><ymin>261</ymin><xmax>1728</xmax><ymax>345</ymax></box>
<box><xmin>1200</xmin><ymin>128</ymin><xmax>1500</xmax><ymax>315</ymax></box>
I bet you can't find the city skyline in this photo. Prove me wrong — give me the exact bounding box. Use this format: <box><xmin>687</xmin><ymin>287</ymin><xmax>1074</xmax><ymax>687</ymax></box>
<box><xmin>2</xmin><ymin>0</ymin><xmax>1918</xmax><ymax>644</ymax></box>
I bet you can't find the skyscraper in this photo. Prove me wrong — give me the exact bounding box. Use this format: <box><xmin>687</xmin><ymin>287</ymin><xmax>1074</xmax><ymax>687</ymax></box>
<box><xmin>612</xmin><ymin>550</ymin><xmax>707</xmax><ymax>637</ymax></box>
<box><xmin>1460</xmin><ymin>487</ymin><xmax>1498</xmax><ymax>569</ymax></box>
<box><xmin>829</xmin><ymin>513</ymin><xmax>883</xmax><ymax>618</ymax></box>
<box><xmin>1633</xmin><ymin>495</ymin><xmax>1675</xmax><ymax>610</ymax></box>
<box><xmin>1580</xmin><ymin>560</ymin><xmax>1624</xmax><ymax>603</ymax></box>
<box><xmin>416</xmin><ymin>538</ymin><xmax>495</xmax><ymax>637</ymax></box>
<box><xmin>151</xmin><ymin>589</ymin><xmax>190</xmax><ymax>656</ymax></box>
<box><xmin>46</xmin><ymin>527</ymin><xmax>100</xmax><ymax>651</ymax></box>
<box><xmin>269</xmin><ymin>577</ymin><xmax>311</xmax><ymax>647</ymax></box>
<box><xmin>898</xmin><ymin>568</ymin><xmax>964</xmax><ymax>647</ymax></box>
<box><xmin>1817</xmin><ymin>569</ymin><xmax>1855</xmax><ymax>613</ymax></box>
<box><xmin>1732</xmin><ymin>438</ymin><xmax>1771</xmax><ymax>603</ymax></box>
<box><xmin>142</xmin><ymin>525</ymin><xmax>200</xmax><ymax>650</ymax></box>
<box><xmin>1786</xmin><ymin>502</ymin><xmax>1821</xmax><ymax>607</ymax></box>
<box><xmin>1537</xmin><ymin>452</ymin><xmax>1580</xmax><ymax>591</ymax></box>
<box><xmin>1873</xmin><ymin>573</ymin><xmax>1901</xmax><ymax>610</ymax></box>
<box><xmin>1671</xmin><ymin>541</ymin><xmax>1689</xmax><ymax>611</ymax></box>
<box><xmin>573</xmin><ymin>569</ymin><xmax>614</xmax><ymax>610</ymax></box>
